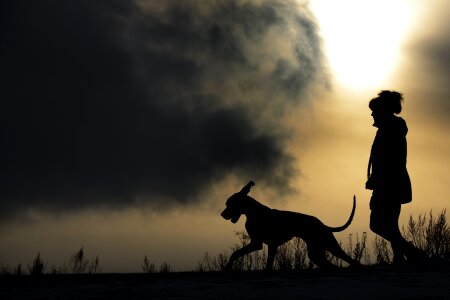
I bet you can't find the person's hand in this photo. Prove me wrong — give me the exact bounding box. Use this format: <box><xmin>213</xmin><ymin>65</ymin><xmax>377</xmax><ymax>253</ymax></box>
<box><xmin>365</xmin><ymin>176</ymin><xmax>374</xmax><ymax>190</ymax></box>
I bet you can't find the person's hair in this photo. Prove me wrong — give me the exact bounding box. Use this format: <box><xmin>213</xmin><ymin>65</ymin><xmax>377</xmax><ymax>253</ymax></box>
<box><xmin>369</xmin><ymin>90</ymin><xmax>404</xmax><ymax>114</ymax></box>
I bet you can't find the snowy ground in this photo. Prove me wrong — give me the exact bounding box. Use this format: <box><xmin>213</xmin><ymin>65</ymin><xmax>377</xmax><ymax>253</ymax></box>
<box><xmin>1</xmin><ymin>267</ymin><xmax>450</xmax><ymax>299</ymax></box>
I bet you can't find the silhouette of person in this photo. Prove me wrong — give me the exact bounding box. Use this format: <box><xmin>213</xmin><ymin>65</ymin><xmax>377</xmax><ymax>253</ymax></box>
<box><xmin>366</xmin><ymin>90</ymin><xmax>425</xmax><ymax>265</ymax></box>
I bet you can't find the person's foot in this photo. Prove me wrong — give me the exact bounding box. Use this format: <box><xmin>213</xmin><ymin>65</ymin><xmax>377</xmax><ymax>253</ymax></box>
<box><xmin>392</xmin><ymin>246</ymin><xmax>407</xmax><ymax>266</ymax></box>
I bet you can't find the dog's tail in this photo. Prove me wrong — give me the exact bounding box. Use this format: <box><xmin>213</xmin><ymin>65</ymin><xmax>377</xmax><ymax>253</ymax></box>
<box><xmin>326</xmin><ymin>195</ymin><xmax>356</xmax><ymax>232</ymax></box>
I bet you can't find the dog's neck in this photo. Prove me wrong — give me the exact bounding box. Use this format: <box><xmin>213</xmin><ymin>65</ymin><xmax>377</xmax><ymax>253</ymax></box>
<box><xmin>242</xmin><ymin>196</ymin><xmax>271</xmax><ymax>217</ymax></box>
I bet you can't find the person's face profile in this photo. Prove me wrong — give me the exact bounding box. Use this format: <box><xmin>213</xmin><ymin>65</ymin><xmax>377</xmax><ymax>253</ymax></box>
<box><xmin>371</xmin><ymin>109</ymin><xmax>390</xmax><ymax>125</ymax></box>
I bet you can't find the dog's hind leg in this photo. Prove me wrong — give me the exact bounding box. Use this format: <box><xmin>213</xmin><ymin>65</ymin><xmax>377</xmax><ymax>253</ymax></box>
<box><xmin>224</xmin><ymin>241</ymin><xmax>263</xmax><ymax>271</ymax></box>
<box><xmin>307</xmin><ymin>244</ymin><xmax>337</xmax><ymax>269</ymax></box>
<box><xmin>326</xmin><ymin>237</ymin><xmax>360</xmax><ymax>267</ymax></box>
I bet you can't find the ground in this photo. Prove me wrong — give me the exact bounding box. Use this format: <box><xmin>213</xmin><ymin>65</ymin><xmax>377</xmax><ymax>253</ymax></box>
<box><xmin>1</xmin><ymin>266</ymin><xmax>450</xmax><ymax>299</ymax></box>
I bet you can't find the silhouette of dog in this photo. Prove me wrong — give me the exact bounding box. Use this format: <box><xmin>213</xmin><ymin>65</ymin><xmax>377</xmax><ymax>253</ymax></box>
<box><xmin>221</xmin><ymin>181</ymin><xmax>359</xmax><ymax>270</ymax></box>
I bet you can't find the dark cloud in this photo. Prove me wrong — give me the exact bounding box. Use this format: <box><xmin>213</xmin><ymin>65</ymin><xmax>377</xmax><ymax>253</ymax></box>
<box><xmin>0</xmin><ymin>0</ymin><xmax>328</xmax><ymax>219</ymax></box>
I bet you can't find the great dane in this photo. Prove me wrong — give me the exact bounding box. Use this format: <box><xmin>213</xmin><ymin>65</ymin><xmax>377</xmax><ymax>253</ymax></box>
<box><xmin>221</xmin><ymin>181</ymin><xmax>359</xmax><ymax>270</ymax></box>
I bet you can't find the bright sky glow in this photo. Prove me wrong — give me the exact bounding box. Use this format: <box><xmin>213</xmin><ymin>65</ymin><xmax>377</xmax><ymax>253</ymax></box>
<box><xmin>310</xmin><ymin>0</ymin><xmax>418</xmax><ymax>90</ymax></box>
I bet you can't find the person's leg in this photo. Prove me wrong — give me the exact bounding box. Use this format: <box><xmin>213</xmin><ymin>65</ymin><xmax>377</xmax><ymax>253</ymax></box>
<box><xmin>369</xmin><ymin>193</ymin><xmax>388</xmax><ymax>237</ymax></box>
<box><xmin>370</xmin><ymin>193</ymin><xmax>427</xmax><ymax>265</ymax></box>
<box><xmin>385</xmin><ymin>204</ymin><xmax>407</xmax><ymax>265</ymax></box>
<box><xmin>370</xmin><ymin>199</ymin><xmax>407</xmax><ymax>264</ymax></box>
<box><xmin>369</xmin><ymin>208</ymin><xmax>389</xmax><ymax>237</ymax></box>
<box><xmin>387</xmin><ymin>203</ymin><xmax>428</xmax><ymax>264</ymax></box>
<box><xmin>369</xmin><ymin>193</ymin><xmax>396</xmax><ymax>239</ymax></box>
<box><xmin>378</xmin><ymin>203</ymin><xmax>427</xmax><ymax>265</ymax></box>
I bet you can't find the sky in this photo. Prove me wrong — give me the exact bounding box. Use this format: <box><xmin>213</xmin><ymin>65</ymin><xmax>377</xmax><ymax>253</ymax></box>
<box><xmin>0</xmin><ymin>0</ymin><xmax>449</xmax><ymax>272</ymax></box>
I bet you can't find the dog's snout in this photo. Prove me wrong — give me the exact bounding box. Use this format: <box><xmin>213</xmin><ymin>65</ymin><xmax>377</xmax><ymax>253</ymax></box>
<box><xmin>221</xmin><ymin>208</ymin><xmax>230</xmax><ymax>219</ymax></box>
<box><xmin>221</xmin><ymin>206</ymin><xmax>241</xmax><ymax>223</ymax></box>
<box><xmin>222</xmin><ymin>194</ymin><xmax>243</xmax><ymax>223</ymax></box>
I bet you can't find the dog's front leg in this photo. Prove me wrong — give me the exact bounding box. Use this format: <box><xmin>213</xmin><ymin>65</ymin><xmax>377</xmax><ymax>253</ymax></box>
<box><xmin>265</xmin><ymin>244</ymin><xmax>278</xmax><ymax>271</ymax></box>
<box><xmin>224</xmin><ymin>241</ymin><xmax>263</xmax><ymax>271</ymax></box>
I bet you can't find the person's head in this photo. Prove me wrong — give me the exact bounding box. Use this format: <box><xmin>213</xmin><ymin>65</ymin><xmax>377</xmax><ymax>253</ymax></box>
<box><xmin>369</xmin><ymin>90</ymin><xmax>404</xmax><ymax>126</ymax></box>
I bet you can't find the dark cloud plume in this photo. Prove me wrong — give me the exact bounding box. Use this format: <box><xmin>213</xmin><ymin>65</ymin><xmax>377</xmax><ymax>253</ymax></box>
<box><xmin>0</xmin><ymin>0</ymin><xmax>327</xmax><ymax>218</ymax></box>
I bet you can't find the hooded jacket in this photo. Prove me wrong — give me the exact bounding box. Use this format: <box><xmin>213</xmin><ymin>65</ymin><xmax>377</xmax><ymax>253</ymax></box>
<box><xmin>368</xmin><ymin>116</ymin><xmax>412</xmax><ymax>205</ymax></box>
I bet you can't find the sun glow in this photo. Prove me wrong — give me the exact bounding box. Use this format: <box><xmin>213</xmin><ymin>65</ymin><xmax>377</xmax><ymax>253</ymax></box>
<box><xmin>310</xmin><ymin>0</ymin><xmax>418</xmax><ymax>90</ymax></box>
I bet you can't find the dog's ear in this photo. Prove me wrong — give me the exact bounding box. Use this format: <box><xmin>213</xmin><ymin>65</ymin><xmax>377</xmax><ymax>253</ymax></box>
<box><xmin>239</xmin><ymin>181</ymin><xmax>255</xmax><ymax>195</ymax></box>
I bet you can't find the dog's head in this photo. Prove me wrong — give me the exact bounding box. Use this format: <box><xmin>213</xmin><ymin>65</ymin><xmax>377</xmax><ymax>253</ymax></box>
<box><xmin>221</xmin><ymin>181</ymin><xmax>255</xmax><ymax>223</ymax></box>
